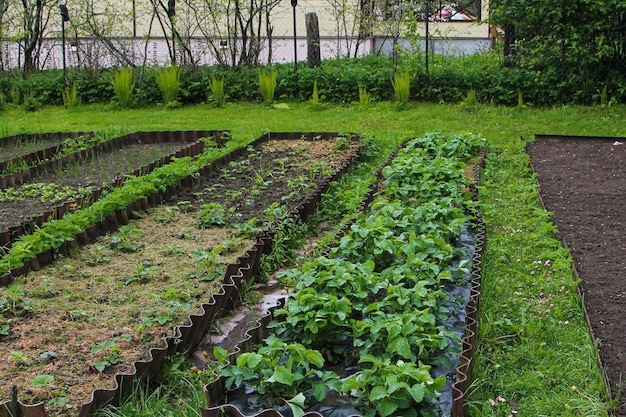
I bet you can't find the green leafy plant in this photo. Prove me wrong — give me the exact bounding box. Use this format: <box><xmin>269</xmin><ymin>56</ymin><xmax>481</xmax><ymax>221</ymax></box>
<box><xmin>259</xmin><ymin>68</ymin><xmax>277</xmax><ymax>105</ymax></box>
<box><xmin>600</xmin><ymin>85</ymin><xmax>608</xmax><ymax>106</ymax></box>
<box><xmin>309</xmin><ymin>79</ymin><xmax>321</xmax><ymax>108</ymax></box>
<box><xmin>359</xmin><ymin>85</ymin><xmax>370</xmax><ymax>107</ymax></box>
<box><xmin>112</xmin><ymin>67</ymin><xmax>135</xmax><ymax>108</ymax></box>
<box><xmin>90</xmin><ymin>340</ymin><xmax>122</xmax><ymax>372</ymax></box>
<box><xmin>391</xmin><ymin>71</ymin><xmax>410</xmax><ymax>109</ymax></box>
<box><xmin>22</xmin><ymin>93</ymin><xmax>42</xmax><ymax>112</ymax></box>
<box><xmin>517</xmin><ymin>89</ymin><xmax>526</xmax><ymax>108</ymax></box>
<box><xmin>62</xmin><ymin>84</ymin><xmax>80</xmax><ymax>109</ymax></box>
<box><xmin>198</xmin><ymin>202</ymin><xmax>227</xmax><ymax>227</ymax></box>
<box><xmin>342</xmin><ymin>355</ymin><xmax>446</xmax><ymax>417</ymax></box>
<box><xmin>108</xmin><ymin>225</ymin><xmax>142</xmax><ymax>253</ymax></box>
<box><xmin>460</xmin><ymin>88</ymin><xmax>478</xmax><ymax>110</ymax></box>
<box><xmin>155</xmin><ymin>65</ymin><xmax>181</xmax><ymax>106</ymax></box>
<box><xmin>221</xmin><ymin>335</ymin><xmax>340</xmax><ymax>416</ymax></box>
<box><xmin>10</xmin><ymin>85</ymin><xmax>21</xmax><ymax>104</ymax></box>
<box><xmin>208</xmin><ymin>75</ymin><xmax>225</xmax><ymax>107</ymax></box>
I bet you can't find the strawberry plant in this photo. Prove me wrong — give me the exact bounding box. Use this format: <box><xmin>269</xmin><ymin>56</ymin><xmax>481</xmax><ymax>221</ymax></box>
<box><xmin>220</xmin><ymin>335</ymin><xmax>341</xmax><ymax>416</ymax></box>
<box><xmin>219</xmin><ymin>132</ymin><xmax>484</xmax><ymax>416</ymax></box>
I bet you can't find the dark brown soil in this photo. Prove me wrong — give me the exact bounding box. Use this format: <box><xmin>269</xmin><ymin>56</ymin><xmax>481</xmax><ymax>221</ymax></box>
<box><xmin>0</xmin><ymin>141</ymin><xmax>188</xmax><ymax>231</ymax></box>
<box><xmin>527</xmin><ymin>137</ymin><xmax>626</xmax><ymax>415</ymax></box>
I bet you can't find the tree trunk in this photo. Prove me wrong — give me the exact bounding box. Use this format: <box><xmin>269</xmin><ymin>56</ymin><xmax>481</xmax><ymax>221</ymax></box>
<box><xmin>305</xmin><ymin>12</ymin><xmax>320</xmax><ymax>68</ymax></box>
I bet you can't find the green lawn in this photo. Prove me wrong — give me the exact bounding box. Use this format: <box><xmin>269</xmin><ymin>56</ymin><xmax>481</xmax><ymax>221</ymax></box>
<box><xmin>2</xmin><ymin>101</ymin><xmax>625</xmax><ymax>416</ymax></box>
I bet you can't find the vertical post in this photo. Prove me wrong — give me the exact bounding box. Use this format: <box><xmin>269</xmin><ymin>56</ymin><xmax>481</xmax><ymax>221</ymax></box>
<box><xmin>168</xmin><ymin>0</ymin><xmax>176</xmax><ymax>64</ymax></box>
<box><xmin>291</xmin><ymin>0</ymin><xmax>298</xmax><ymax>72</ymax></box>
<box><xmin>424</xmin><ymin>0</ymin><xmax>430</xmax><ymax>78</ymax></box>
<box><xmin>59</xmin><ymin>4</ymin><xmax>70</xmax><ymax>89</ymax></box>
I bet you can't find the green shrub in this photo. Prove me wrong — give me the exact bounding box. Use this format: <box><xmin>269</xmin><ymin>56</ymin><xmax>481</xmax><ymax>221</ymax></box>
<box><xmin>155</xmin><ymin>65</ymin><xmax>181</xmax><ymax>106</ymax></box>
<box><xmin>112</xmin><ymin>67</ymin><xmax>135</xmax><ymax>108</ymax></box>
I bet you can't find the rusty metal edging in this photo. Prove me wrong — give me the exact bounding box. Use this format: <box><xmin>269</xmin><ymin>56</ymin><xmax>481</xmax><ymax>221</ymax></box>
<box><xmin>451</xmin><ymin>149</ymin><xmax>486</xmax><ymax>416</ymax></box>
<box><xmin>0</xmin><ymin>132</ymin><xmax>362</xmax><ymax>417</ymax></box>
<box><xmin>200</xmin><ymin>139</ymin><xmax>485</xmax><ymax>417</ymax></box>
<box><xmin>0</xmin><ymin>130</ymin><xmax>224</xmax><ymax>261</ymax></box>
<box><xmin>525</xmin><ymin>135</ymin><xmax>614</xmax><ymax>405</ymax></box>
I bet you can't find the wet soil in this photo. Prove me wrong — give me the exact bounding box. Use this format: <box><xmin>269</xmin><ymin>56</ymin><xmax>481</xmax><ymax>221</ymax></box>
<box><xmin>527</xmin><ymin>137</ymin><xmax>626</xmax><ymax>415</ymax></box>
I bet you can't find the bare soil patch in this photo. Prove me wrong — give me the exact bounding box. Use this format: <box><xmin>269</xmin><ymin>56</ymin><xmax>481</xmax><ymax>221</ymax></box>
<box><xmin>527</xmin><ymin>136</ymin><xmax>626</xmax><ymax>415</ymax></box>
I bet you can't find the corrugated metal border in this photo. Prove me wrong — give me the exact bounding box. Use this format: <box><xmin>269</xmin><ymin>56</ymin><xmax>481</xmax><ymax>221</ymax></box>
<box><xmin>201</xmin><ymin>140</ymin><xmax>485</xmax><ymax>417</ymax></box>
<box><xmin>0</xmin><ymin>132</ymin><xmax>362</xmax><ymax>417</ymax></box>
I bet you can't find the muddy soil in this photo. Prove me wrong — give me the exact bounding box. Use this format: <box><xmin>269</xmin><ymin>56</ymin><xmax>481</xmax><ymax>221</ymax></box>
<box><xmin>527</xmin><ymin>137</ymin><xmax>626</xmax><ymax>416</ymax></box>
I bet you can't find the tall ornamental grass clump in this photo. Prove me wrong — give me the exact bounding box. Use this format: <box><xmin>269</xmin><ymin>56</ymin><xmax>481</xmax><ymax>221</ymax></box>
<box><xmin>391</xmin><ymin>71</ymin><xmax>410</xmax><ymax>109</ymax></box>
<box><xmin>156</xmin><ymin>66</ymin><xmax>181</xmax><ymax>106</ymax></box>
<box><xmin>112</xmin><ymin>67</ymin><xmax>135</xmax><ymax>108</ymax></box>
<box><xmin>62</xmin><ymin>84</ymin><xmax>80</xmax><ymax>109</ymax></box>
<box><xmin>208</xmin><ymin>75</ymin><xmax>225</xmax><ymax>107</ymax></box>
<box><xmin>259</xmin><ymin>69</ymin><xmax>277</xmax><ymax>105</ymax></box>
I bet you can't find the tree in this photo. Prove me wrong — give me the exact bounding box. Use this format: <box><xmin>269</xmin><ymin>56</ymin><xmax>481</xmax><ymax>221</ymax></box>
<box><xmin>490</xmin><ymin>0</ymin><xmax>626</xmax><ymax>83</ymax></box>
<box><xmin>20</xmin><ymin>0</ymin><xmax>59</xmax><ymax>74</ymax></box>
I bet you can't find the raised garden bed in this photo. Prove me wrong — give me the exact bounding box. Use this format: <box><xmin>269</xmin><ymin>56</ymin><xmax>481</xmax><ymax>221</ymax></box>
<box><xmin>0</xmin><ymin>132</ymin><xmax>96</xmax><ymax>176</ymax></box>
<box><xmin>200</xmin><ymin>133</ymin><xmax>486</xmax><ymax>417</ymax></box>
<box><xmin>0</xmin><ymin>132</ymin><xmax>361</xmax><ymax>417</ymax></box>
<box><xmin>0</xmin><ymin>131</ymin><xmax>221</xmax><ymax>251</ymax></box>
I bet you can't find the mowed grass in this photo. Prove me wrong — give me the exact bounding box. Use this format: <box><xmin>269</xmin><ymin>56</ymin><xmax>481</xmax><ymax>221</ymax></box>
<box><xmin>2</xmin><ymin>101</ymin><xmax>625</xmax><ymax>416</ymax></box>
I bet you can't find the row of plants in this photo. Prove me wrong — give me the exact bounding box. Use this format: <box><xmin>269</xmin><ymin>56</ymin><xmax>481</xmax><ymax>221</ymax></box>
<box><xmin>0</xmin><ymin>134</ymin><xmax>361</xmax><ymax>416</ymax></box>
<box><xmin>0</xmin><ymin>134</ymin><xmax>207</xmax><ymax>252</ymax></box>
<box><xmin>212</xmin><ymin>132</ymin><xmax>485</xmax><ymax>417</ymax></box>
<box><xmin>1</xmin><ymin>54</ymin><xmax>623</xmax><ymax>110</ymax></box>
<box><xmin>0</xmin><ymin>137</ymin><xmax>226</xmax><ymax>278</ymax></box>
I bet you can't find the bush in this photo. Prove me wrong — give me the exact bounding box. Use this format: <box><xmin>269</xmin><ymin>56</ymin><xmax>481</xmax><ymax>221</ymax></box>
<box><xmin>0</xmin><ymin>53</ymin><xmax>624</xmax><ymax>107</ymax></box>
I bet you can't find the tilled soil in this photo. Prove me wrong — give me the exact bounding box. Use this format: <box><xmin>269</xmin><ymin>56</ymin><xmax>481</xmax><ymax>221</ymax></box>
<box><xmin>0</xmin><ymin>136</ymin><xmax>358</xmax><ymax>416</ymax></box>
<box><xmin>527</xmin><ymin>137</ymin><xmax>626</xmax><ymax>416</ymax></box>
<box><xmin>0</xmin><ymin>141</ymin><xmax>188</xmax><ymax>231</ymax></box>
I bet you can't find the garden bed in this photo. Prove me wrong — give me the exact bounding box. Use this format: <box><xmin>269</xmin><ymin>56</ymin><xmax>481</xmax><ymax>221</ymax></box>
<box><xmin>527</xmin><ymin>135</ymin><xmax>626</xmax><ymax>416</ymax></box>
<box><xmin>0</xmin><ymin>132</ymin><xmax>361</xmax><ymax>417</ymax></box>
<box><xmin>0</xmin><ymin>132</ymin><xmax>93</xmax><ymax>176</ymax></box>
<box><xmin>0</xmin><ymin>131</ymin><xmax>222</xmax><ymax>251</ymax></box>
<box><xmin>200</xmin><ymin>133</ymin><xmax>486</xmax><ymax>417</ymax></box>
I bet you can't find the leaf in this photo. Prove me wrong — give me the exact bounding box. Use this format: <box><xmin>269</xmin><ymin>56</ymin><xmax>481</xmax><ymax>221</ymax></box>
<box><xmin>408</xmin><ymin>383</ymin><xmax>425</xmax><ymax>403</ymax></box>
<box><xmin>267</xmin><ymin>365</ymin><xmax>294</xmax><ymax>385</ymax></box>
<box><xmin>31</xmin><ymin>375</ymin><xmax>54</xmax><ymax>387</ymax></box>
<box><xmin>210</xmin><ymin>347</ymin><xmax>227</xmax><ymax>364</ymax></box>
<box><xmin>369</xmin><ymin>386</ymin><xmax>388</xmax><ymax>402</ymax></box>
<box><xmin>286</xmin><ymin>400</ymin><xmax>305</xmax><ymax>417</ymax></box>
<box><xmin>432</xmin><ymin>375</ymin><xmax>447</xmax><ymax>391</ymax></box>
<box><xmin>388</xmin><ymin>336</ymin><xmax>412</xmax><ymax>359</ymax></box>
<box><xmin>378</xmin><ymin>398</ymin><xmax>399</xmax><ymax>417</ymax></box>
<box><xmin>312</xmin><ymin>381</ymin><xmax>328</xmax><ymax>402</ymax></box>
<box><xmin>305</xmin><ymin>350</ymin><xmax>324</xmax><ymax>368</ymax></box>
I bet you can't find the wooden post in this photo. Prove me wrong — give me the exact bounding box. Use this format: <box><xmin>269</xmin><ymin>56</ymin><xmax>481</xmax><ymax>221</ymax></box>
<box><xmin>305</xmin><ymin>12</ymin><xmax>321</xmax><ymax>68</ymax></box>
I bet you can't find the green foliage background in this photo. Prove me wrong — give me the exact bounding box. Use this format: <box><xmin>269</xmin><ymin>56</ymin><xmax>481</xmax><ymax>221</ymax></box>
<box><xmin>2</xmin><ymin>52</ymin><xmax>625</xmax><ymax>109</ymax></box>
